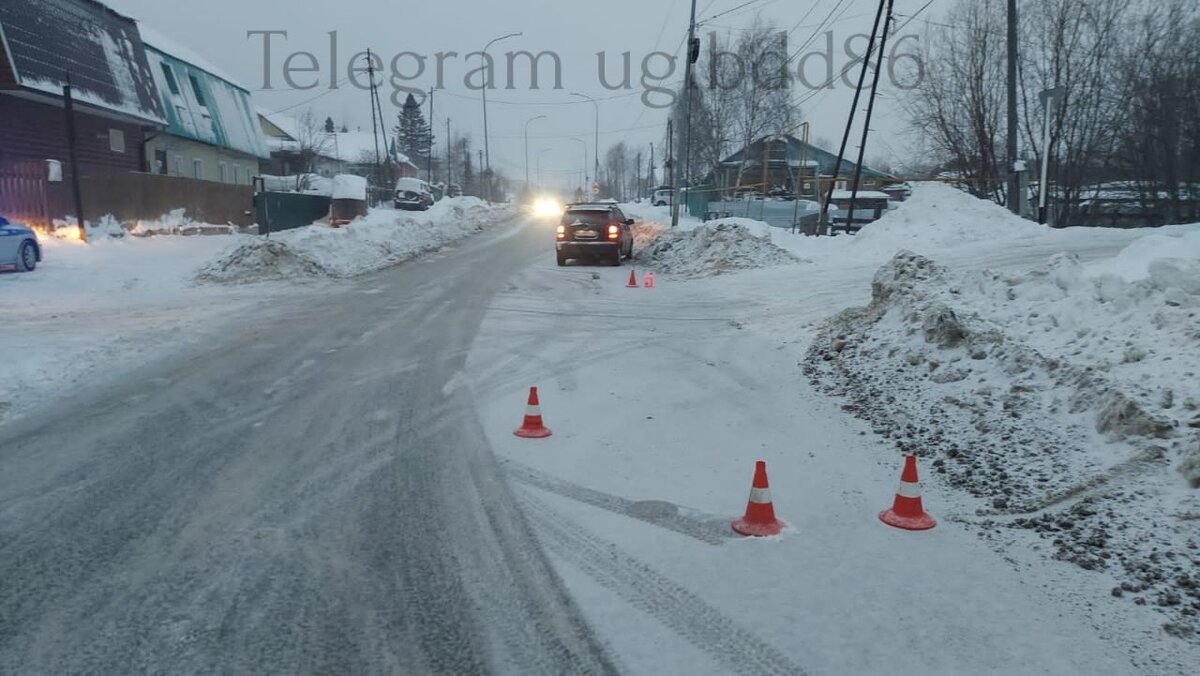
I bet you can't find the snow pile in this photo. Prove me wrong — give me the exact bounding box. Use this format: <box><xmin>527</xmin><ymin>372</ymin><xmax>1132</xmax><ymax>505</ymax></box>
<box><xmin>197</xmin><ymin>198</ymin><xmax>515</xmax><ymax>283</ymax></box>
<box><xmin>850</xmin><ymin>182</ymin><xmax>1048</xmax><ymax>255</ymax></box>
<box><xmin>805</xmin><ymin>228</ymin><xmax>1200</xmax><ymax>637</ymax></box>
<box><xmin>634</xmin><ymin>220</ymin><xmax>799</xmax><ymax>277</ymax></box>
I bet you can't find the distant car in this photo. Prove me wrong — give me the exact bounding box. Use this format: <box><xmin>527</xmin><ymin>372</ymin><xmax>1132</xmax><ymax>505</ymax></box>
<box><xmin>0</xmin><ymin>216</ymin><xmax>41</xmax><ymax>272</ymax></box>
<box><xmin>446</xmin><ymin>183</ymin><xmax>463</xmax><ymax>198</ymax></box>
<box><xmin>767</xmin><ymin>187</ymin><xmax>796</xmax><ymax>200</ymax></box>
<box><xmin>651</xmin><ymin>187</ymin><xmax>674</xmax><ymax>206</ymax></box>
<box><xmin>394</xmin><ymin>177</ymin><xmax>434</xmax><ymax>211</ymax></box>
<box><xmin>555</xmin><ymin>203</ymin><xmax>634</xmax><ymax>266</ymax></box>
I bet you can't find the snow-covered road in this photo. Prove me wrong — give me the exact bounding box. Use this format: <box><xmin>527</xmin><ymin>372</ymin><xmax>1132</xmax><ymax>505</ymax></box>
<box><xmin>0</xmin><ymin>218</ymin><xmax>618</xmax><ymax>674</ymax></box>
<box><xmin>467</xmin><ymin>246</ymin><xmax>1184</xmax><ymax>674</ymax></box>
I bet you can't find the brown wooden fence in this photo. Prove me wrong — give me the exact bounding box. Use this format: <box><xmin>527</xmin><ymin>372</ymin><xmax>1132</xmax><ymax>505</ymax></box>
<box><xmin>47</xmin><ymin>170</ymin><xmax>256</xmax><ymax>227</ymax></box>
<box><xmin>0</xmin><ymin>160</ymin><xmax>51</xmax><ymax>229</ymax></box>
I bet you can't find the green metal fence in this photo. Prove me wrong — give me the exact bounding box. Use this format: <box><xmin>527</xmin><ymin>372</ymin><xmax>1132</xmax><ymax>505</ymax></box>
<box><xmin>255</xmin><ymin>191</ymin><xmax>331</xmax><ymax>235</ymax></box>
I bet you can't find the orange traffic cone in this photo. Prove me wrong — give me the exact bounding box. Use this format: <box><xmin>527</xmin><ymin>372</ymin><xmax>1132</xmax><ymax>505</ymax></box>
<box><xmin>732</xmin><ymin>461</ymin><xmax>786</xmax><ymax>536</ymax></box>
<box><xmin>514</xmin><ymin>386</ymin><xmax>552</xmax><ymax>438</ymax></box>
<box><xmin>643</xmin><ymin>271</ymin><xmax>655</xmax><ymax>288</ymax></box>
<box><xmin>626</xmin><ymin>269</ymin><xmax>639</xmax><ymax>288</ymax></box>
<box><xmin>879</xmin><ymin>455</ymin><xmax>937</xmax><ymax>530</ymax></box>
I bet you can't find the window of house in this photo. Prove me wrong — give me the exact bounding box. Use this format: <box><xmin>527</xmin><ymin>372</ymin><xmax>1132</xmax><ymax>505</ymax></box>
<box><xmin>836</xmin><ymin>180</ymin><xmax>847</xmax><ymax>190</ymax></box>
<box><xmin>188</xmin><ymin>75</ymin><xmax>207</xmax><ymax>107</ymax></box>
<box><xmin>172</xmin><ymin>154</ymin><xmax>183</xmax><ymax>176</ymax></box>
<box><xmin>109</xmin><ymin>129</ymin><xmax>125</xmax><ymax>153</ymax></box>
<box><xmin>193</xmin><ymin>159</ymin><xmax>203</xmax><ymax>179</ymax></box>
<box><xmin>233</xmin><ymin>166</ymin><xmax>242</xmax><ymax>184</ymax></box>
<box><xmin>219</xmin><ymin>162</ymin><xmax>228</xmax><ymax>183</ymax></box>
<box><xmin>154</xmin><ymin>149</ymin><xmax>168</xmax><ymax>174</ymax></box>
<box><xmin>161</xmin><ymin>63</ymin><xmax>180</xmax><ymax>95</ymax></box>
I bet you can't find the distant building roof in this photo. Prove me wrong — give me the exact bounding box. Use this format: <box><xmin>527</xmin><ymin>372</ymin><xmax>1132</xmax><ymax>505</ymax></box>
<box><xmin>0</xmin><ymin>0</ymin><xmax>165</xmax><ymax>124</ymax></box>
<box><xmin>256</xmin><ymin>109</ymin><xmax>415</xmax><ymax>167</ymax></box>
<box><xmin>717</xmin><ymin>135</ymin><xmax>895</xmax><ymax>182</ymax></box>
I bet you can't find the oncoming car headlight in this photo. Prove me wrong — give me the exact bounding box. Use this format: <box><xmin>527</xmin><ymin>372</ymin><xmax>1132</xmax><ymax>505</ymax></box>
<box><xmin>532</xmin><ymin>197</ymin><xmax>562</xmax><ymax>218</ymax></box>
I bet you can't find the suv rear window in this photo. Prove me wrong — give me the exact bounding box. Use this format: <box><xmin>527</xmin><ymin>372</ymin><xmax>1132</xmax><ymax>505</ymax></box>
<box><xmin>561</xmin><ymin>210</ymin><xmax>611</xmax><ymax>226</ymax></box>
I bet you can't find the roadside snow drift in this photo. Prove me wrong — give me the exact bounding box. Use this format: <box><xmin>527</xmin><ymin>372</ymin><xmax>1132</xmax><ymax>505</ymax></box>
<box><xmin>198</xmin><ymin>198</ymin><xmax>516</xmax><ymax>283</ymax></box>
<box><xmin>634</xmin><ymin>220</ymin><xmax>799</xmax><ymax>277</ymax></box>
<box><xmin>805</xmin><ymin>230</ymin><xmax>1200</xmax><ymax>637</ymax></box>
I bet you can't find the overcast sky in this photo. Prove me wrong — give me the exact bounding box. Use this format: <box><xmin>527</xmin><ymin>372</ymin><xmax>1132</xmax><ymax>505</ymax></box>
<box><xmin>105</xmin><ymin>0</ymin><xmax>939</xmax><ymax>189</ymax></box>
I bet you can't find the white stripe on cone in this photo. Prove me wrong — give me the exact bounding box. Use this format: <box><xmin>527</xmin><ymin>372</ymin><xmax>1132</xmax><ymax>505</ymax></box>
<box><xmin>896</xmin><ymin>480</ymin><xmax>922</xmax><ymax>499</ymax></box>
<box><xmin>526</xmin><ymin>405</ymin><xmax>541</xmax><ymax>417</ymax></box>
<box><xmin>748</xmin><ymin>487</ymin><xmax>772</xmax><ymax>504</ymax></box>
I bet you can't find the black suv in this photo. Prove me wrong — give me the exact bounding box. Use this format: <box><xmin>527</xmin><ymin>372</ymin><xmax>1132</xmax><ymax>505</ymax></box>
<box><xmin>555</xmin><ymin>203</ymin><xmax>634</xmax><ymax>266</ymax></box>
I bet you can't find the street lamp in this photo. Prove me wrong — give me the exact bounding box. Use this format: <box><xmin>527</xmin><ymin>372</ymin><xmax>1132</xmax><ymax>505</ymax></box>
<box><xmin>570</xmin><ymin>92</ymin><xmax>599</xmax><ymax>195</ymax></box>
<box><xmin>481</xmin><ymin>31</ymin><xmax>522</xmax><ymax>202</ymax></box>
<box><xmin>524</xmin><ymin>114</ymin><xmax>547</xmax><ymax>191</ymax></box>
<box><xmin>568</xmin><ymin>136</ymin><xmax>588</xmax><ymax>198</ymax></box>
<box><xmin>536</xmin><ymin>148</ymin><xmax>553</xmax><ymax>191</ymax></box>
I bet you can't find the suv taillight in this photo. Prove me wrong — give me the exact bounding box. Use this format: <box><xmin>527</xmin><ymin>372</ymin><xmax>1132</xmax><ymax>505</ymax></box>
<box><xmin>556</xmin><ymin>225</ymin><xmax>566</xmax><ymax>239</ymax></box>
<box><xmin>607</xmin><ymin>224</ymin><xmax>619</xmax><ymax>240</ymax></box>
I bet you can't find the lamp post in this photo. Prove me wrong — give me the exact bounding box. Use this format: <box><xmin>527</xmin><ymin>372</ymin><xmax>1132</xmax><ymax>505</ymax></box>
<box><xmin>570</xmin><ymin>92</ymin><xmax>599</xmax><ymax>195</ymax></box>
<box><xmin>524</xmin><ymin>114</ymin><xmax>547</xmax><ymax>191</ymax></box>
<box><xmin>536</xmin><ymin>148</ymin><xmax>553</xmax><ymax>191</ymax></box>
<box><xmin>481</xmin><ymin>31</ymin><xmax>522</xmax><ymax>202</ymax></box>
<box><xmin>568</xmin><ymin>137</ymin><xmax>588</xmax><ymax>199</ymax></box>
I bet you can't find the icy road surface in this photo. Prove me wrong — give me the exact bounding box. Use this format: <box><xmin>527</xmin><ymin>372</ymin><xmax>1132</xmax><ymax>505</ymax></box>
<box><xmin>0</xmin><ymin>218</ymin><xmax>618</xmax><ymax>675</ymax></box>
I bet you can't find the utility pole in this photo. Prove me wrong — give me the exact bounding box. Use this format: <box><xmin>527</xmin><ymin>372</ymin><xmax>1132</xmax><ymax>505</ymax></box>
<box><xmin>366</xmin><ymin>50</ymin><xmax>382</xmax><ymax>190</ymax></box>
<box><xmin>427</xmin><ymin>87</ymin><xmax>434</xmax><ymax>184</ymax></box>
<box><xmin>478</xmin><ymin>150</ymin><xmax>484</xmax><ymax>198</ymax></box>
<box><xmin>1006</xmin><ymin>0</ymin><xmax>1020</xmax><ymax>214</ymax></box>
<box><xmin>62</xmin><ymin>76</ymin><xmax>86</xmax><ymax>242</ymax></box>
<box><xmin>649</xmin><ymin>142</ymin><xmax>656</xmax><ymax>190</ymax></box>
<box><xmin>847</xmin><ymin>0</ymin><xmax>895</xmax><ymax>230</ymax></box>
<box><xmin>673</xmin><ymin>0</ymin><xmax>700</xmax><ymax>227</ymax></box>
<box><xmin>819</xmin><ymin>0</ymin><xmax>886</xmax><ymax>235</ymax></box>
<box><xmin>446</xmin><ymin>118</ymin><xmax>453</xmax><ymax>186</ymax></box>
<box><xmin>666</xmin><ymin>118</ymin><xmax>674</xmax><ymax>214</ymax></box>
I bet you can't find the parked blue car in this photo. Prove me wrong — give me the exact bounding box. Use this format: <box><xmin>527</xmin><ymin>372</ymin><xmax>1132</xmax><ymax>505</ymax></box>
<box><xmin>0</xmin><ymin>216</ymin><xmax>41</xmax><ymax>272</ymax></box>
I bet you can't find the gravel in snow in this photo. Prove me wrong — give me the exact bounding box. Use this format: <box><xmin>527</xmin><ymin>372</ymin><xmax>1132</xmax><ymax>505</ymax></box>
<box><xmin>804</xmin><ymin>239</ymin><xmax>1200</xmax><ymax>638</ymax></box>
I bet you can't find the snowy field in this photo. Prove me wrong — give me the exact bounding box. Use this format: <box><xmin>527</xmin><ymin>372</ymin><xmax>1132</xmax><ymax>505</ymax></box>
<box><xmin>467</xmin><ymin>185</ymin><xmax>1199</xmax><ymax>673</ymax></box>
<box><xmin>0</xmin><ymin>198</ymin><xmax>516</xmax><ymax>423</ymax></box>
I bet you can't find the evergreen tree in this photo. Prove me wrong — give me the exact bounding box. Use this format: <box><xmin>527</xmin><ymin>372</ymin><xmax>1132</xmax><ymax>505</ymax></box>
<box><xmin>324</xmin><ymin>116</ymin><xmax>335</xmax><ymax>133</ymax></box>
<box><xmin>395</xmin><ymin>94</ymin><xmax>434</xmax><ymax>172</ymax></box>
<box><xmin>339</xmin><ymin>123</ymin><xmax>349</xmax><ymax>133</ymax></box>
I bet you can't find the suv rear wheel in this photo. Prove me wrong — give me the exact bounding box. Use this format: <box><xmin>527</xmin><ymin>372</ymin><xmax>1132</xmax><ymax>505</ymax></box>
<box><xmin>556</xmin><ymin>251</ymin><xmax>567</xmax><ymax>266</ymax></box>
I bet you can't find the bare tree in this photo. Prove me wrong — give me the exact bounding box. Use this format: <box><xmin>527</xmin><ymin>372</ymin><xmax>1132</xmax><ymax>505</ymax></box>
<box><xmin>294</xmin><ymin>109</ymin><xmax>334</xmax><ymax>190</ymax></box>
<box><xmin>1018</xmin><ymin>0</ymin><xmax>1126</xmax><ymax>225</ymax></box>
<box><xmin>1111</xmin><ymin>0</ymin><xmax>1200</xmax><ymax>224</ymax></box>
<box><xmin>901</xmin><ymin>0</ymin><xmax>1008</xmax><ymax>202</ymax></box>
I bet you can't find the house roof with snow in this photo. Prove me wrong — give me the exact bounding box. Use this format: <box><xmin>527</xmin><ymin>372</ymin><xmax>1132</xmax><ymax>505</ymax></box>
<box><xmin>142</xmin><ymin>28</ymin><xmax>269</xmax><ymax>159</ymax></box>
<box><xmin>256</xmin><ymin>109</ymin><xmax>416</xmax><ymax>168</ymax></box>
<box><xmin>0</xmin><ymin>0</ymin><xmax>165</xmax><ymax>124</ymax></box>
<box><xmin>716</xmin><ymin>134</ymin><xmax>895</xmax><ymax>181</ymax></box>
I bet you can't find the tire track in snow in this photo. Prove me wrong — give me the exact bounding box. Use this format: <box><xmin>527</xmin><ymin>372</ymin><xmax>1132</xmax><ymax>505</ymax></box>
<box><xmin>518</xmin><ymin>490</ymin><xmax>807</xmax><ymax>676</ymax></box>
<box><xmin>503</xmin><ymin>459</ymin><xmax>733</xmax><ymax>546</ymax></box>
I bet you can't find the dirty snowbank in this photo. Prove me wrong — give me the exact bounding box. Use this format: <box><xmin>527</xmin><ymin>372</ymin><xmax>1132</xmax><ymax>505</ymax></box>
<box><xmin>632</xmin><ymin>220</ymin><xmax>800</xmax><ymax>277</ymax></box>
<box><xmin>197</xmin><ymin>198</ymin><xmax>516</xmax><ymax>283</ymax></box>
<box><xmin>804</xmin><ymin>229</ymin><xmax>1200</xmax><ymax>637</ymax></box>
